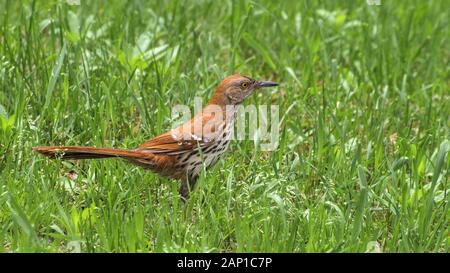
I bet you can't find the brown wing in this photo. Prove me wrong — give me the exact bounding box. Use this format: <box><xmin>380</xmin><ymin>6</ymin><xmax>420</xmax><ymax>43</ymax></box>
<box><xmin>138</xmin><ymin>105</ymin><xmax>225</xmax><ymax>155</ymax></box>
<box><xmin>137</xmin><ymin>131</ymin><xmax>214</xmax><ymax>156</ymax></box>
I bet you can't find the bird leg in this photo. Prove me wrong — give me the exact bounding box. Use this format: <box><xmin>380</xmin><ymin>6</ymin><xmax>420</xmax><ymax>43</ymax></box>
<box><xmin>179</xmin><ymin>175</ymin><xmax>198</xmax><ymax>201</ymax></box>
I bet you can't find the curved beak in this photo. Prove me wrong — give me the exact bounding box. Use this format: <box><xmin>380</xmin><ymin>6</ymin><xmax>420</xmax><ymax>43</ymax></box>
<box><xmin>257</xmin><ymin>80</ymin><xmax>278</xmax><ymax>88</ymax></box>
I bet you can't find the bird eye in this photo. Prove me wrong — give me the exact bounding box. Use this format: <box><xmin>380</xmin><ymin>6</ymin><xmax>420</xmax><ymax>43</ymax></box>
<box><xmin>241</xmin><ymin>82</ymin><xmax>249</xmax><ymax>89</ymax></box>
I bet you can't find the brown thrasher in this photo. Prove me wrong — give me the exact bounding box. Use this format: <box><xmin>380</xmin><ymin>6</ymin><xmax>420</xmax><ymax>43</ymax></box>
<box><xmin>33</xmin><ymin>74</ymin><xmax>278</xmax><ymax>199</ymax></box>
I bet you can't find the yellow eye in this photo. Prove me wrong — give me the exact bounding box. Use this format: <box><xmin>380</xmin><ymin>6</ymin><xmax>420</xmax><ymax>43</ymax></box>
<box><xmin>241</xmin><ymin>82</ymin><xmax>249</xmax><ymax>89</ymax></box>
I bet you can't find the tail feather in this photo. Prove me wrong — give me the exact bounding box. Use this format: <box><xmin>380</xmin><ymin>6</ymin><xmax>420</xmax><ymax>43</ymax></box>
<box><xmin>33</xmin><ymin>146</ymin><xmax>154</xmax><ymax>160</ymax></box>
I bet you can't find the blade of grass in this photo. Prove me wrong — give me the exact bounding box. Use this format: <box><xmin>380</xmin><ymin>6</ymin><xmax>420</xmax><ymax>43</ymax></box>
<box><xmin>42</xmin><ymin>42</ymin><xmax>67</xmax><ymax>115</ymax></box>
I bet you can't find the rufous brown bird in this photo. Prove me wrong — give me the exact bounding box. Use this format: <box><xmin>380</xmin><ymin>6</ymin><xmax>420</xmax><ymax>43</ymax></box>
<box><xmin>33</xmin><ymin>74</ymin><xmax>278</xmax><ymax>199</ymax></box>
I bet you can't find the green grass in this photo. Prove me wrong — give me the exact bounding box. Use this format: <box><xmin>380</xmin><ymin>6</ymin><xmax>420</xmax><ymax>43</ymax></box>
<box><xmin>0</xmin><ymin>0</ymin><xmax>449</xmax><ymax>252</ymax></box>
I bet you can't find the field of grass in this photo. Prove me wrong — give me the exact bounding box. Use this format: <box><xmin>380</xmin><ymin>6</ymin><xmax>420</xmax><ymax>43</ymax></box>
<box><xmin>0</xmin><ymin>0</ymin><xmax>449</xmax><ymax>252</ymax></box>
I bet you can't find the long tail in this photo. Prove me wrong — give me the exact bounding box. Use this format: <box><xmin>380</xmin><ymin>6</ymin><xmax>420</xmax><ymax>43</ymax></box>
<box><xmin>33</xmin><ymin>146</ymin><xmax>154</xmax><ymax>160</ymax></box>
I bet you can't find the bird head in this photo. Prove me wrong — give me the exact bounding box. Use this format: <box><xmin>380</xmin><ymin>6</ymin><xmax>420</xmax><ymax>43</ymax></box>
<box><xmin>209</xmin><ymin>74</ymin><xmax>278</xmax><ymax>105</ymax></box>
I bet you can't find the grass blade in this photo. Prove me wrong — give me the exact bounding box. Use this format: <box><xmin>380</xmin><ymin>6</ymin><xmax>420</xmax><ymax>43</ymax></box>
<box><xmin>42</xmin><ymin>42</ymin><xmax>67</xmax><ymax>114</ymax></box>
